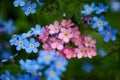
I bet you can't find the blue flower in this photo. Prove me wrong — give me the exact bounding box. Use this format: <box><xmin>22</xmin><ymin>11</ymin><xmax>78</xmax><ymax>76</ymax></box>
<box><xmin>22</xmin><ymin>30</ymin><xmax>33</xmax><ymax>39</ymax></box>
<box><xmin>31</xmin><ymin>24</ymin><xmax>44</xmax><ymax>36</ymax></box>
<box><xmin>95</xmin><ymin>3</ymin><xmax>109</xmax><ymax>14</ymax></box>
<box><xmin>22</xmin><ymin>1</ymin><xmax>36</xmax><ymax>16</ymax></box>
<box><xmin>81</xmin><ymin>2</ymin><xmax>95</xmax><ymax>15</ymax></box>
<box><xmin>17</xmin><ymin>74</ymin><xmax>39</xmax><ymax>80</ymax></box>
<box><xmin>97</xmin><ymin>48</ymin><xmax>107</xmax><ymax>57</ymax></box>
<box><xmin>111</xmin><ymin>1</ymin><xmax>120</xmax><ymax>12</ymax></box>
<box><xmin>37</xmin><ymin>50</ymin><xmax>56</xmax><ymax>65</ymax></box>
<box><xmin>53</xmin><ymin>56</ymin><xmax>68</xmax><ymax>74</ymax></box>
<box><xmin>36</xmin><ymin>0</ymin><xmax>44</xmax><ymax>6</ymax></box>
<box><xmin>9</xmin><ymin>34</ymin><xmax>19</xmax><ymax>46</ymax></box>
<box><xmin>2</xmin><ymin>20</ymin><xmax>16</xmax><ymax>35</ymax></box>
<box><xmin>15</xmin><ymin>36</ymin><xmax>26</xmax><ymax>51</ymax></box>
<box><xmin>24</xmin><ymin>38</ymin><xmax>40</xmax><ymax>53</ymax></box>
<box><xmin>0</xmin><ymin>70</ymin><xmax>16</xmax><ymax>80</ymax></box>
<box><xmin>82</xmin><ymin>62</ymin><xmax>94</xmax><ymax>74</ymax></box>
<box><xmin>100</xmin><ymin>26</ymin><xmax>118</xmax><ymax>42</ymax></box>
<box><xmin>45</xmin><ymin>67</ymin><xmax>60</xmax><ymax>80</ymax></box>
<box><xmin>19</xmin><ymin>59</ymin><xmax>32</xmax><ymax>71</ymax></box>
<box><xmin>92</xmin><ymin>16</ymin><xmax>108</xmax><ymax>31</ymax></box>
<box><xmin>19</xmin><ymin>59</ymin><xmax>42</xmax><ymax>76</ymax></box>
<box><xmin>0</xmin><ymin>50</ymin><xmax>18</xmax><ymax>62</ymax></box>
<box><xmin>13</xmin><ymin>0</ymin><xmax>25</xmax><ymax>7</ymax></box>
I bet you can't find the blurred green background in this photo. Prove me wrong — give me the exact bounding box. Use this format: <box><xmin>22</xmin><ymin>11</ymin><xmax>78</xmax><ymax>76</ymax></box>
<box><xmin>0</xmin><ymin>0</ymin><xmax>120</xmax><ymax>80</ymax></box>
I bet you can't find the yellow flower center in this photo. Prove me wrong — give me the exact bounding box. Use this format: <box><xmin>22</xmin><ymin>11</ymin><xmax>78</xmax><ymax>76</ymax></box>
<box><xmin>57</xmin><ymin>62</ymin><xmax>62</xmax><ymax>67</ymax></box>
<box><xmin>88</xmin><ymin>49</ymin><xmax>92</xmax><ymax>53</ymax></box>
<box><xmin>64</xmin><ymin>33</ymin><xmax>68</xmax><ymax>36</ymax></box>
<box><xmin>87</xmin><ymin>8</ymin><xmax>92</xmax><ymax>12</ymax></box>
<box><xmin>19</xmin><ymin>41</ymin><xmax>23</xmax><ymax>46</ymax></box>
<box><xmin>80</xmin><ymin>49</ymin><xmax>84</xmax><ymax>53</ymax></box>
<box><xmin>45</xmin><ymin>56</ymin><xmax>50</xmax><ymax>61</ymax></box>
<box><xmin>97</xmin><ymin>20</ymin><xmax>102</xmax><ymax>25</ymax></box>
<box><xmin>50</xmin><ymin>71</ymin><xmax>55</xmax><ymax>77</ymax></box>
<box><xmin>54</xmin><ymin>27</ymin><xmax>58</xmax><ymax>31</ymax></box>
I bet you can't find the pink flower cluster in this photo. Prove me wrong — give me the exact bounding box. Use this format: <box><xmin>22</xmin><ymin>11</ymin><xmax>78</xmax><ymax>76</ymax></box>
<box><xmin>39</xmin><ymin>19</ymin><xmax>97</xmax><ymax>59</ymax></box>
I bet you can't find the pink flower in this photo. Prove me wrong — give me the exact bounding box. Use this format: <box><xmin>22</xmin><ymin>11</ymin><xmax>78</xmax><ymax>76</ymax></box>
<box><xmin>63</xmin><ymin>46</ymin><xmax>76</xmax><ymax>59</ymax></box>
<box><xmin>75</xmin><ymin>45</ymin><xmax>86</xmax><ymax>59</ymax></box>
<box><xmin>86</xmin><ymin>47</ymin><xmax>97</xmax><ymax>58</ymax></box>
<box><xmin>61</xmin><ymin>19</ymin><xmax>74</xmax><ymax>28</ymax></box>
<box><xmin>71</xmin><ymin>27</ymin><xmax>80</xmax><ymax>38</ymax></box>
<box><xmin>71</xmin><ymin>35</ymin><xmax>84</xmax><ymax>46</ymax></box>
<box><xmin>50</xmin><ymin>37</ymin><xmax>64</xmax><ymax>50</ymax></box>
<box><xmin>48</xmin><ymin>21</ymin><xmax>61</xmax><ymax>34</ymax></box>
<box><xmin>42</xmin><ymin>43</ymin><xmax>52</xmax><ymax>51</ymax></box>
<box><xmin>39</xmin><ymin>27</ymin><xmax>49</xmax><ymax>43</ymax></box>
<box><xmin>84</xmin><ymin>35</ymin><xmax>96</xmax><ymax>47</ymax></box>
<box><xmin>58</xmin><ymin>28</ymin><xmax>73</xmax><ymax>43</ymax></box>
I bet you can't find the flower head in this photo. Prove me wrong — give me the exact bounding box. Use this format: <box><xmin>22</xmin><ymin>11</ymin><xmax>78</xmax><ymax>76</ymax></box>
<box><xmin>58</xmin><ymin>28</ymin><xmax>73</xmax><ymax>43</ymax></box>
<box><xmin>2</xmin><ymin>20</ymin><xmax>16</xmax><ymax>35</ymax></box>
<box><xmin>95</xmin><ymin>3</ymin><xmax>109</xmax><ymax>14</ymax></box>
<box><xmin>48</xmin><ymin>21</ymin><xmax>61</xmax><ymax>34</ymax></box>
<box><xmin>61</xmin><ymin>19</ymin><xmax>74</xmax><ymax>28</ymax></box>
<box><xmin>45</xmin><ymin>67</ymin><xmax>60</xmax><ymax>80</ymax></box>
<box><xmin>13</xmin><ymin>0</ymin><xmax>25</xmax><ymax>7</ymax></box>
<box><xmin>37</xmin><ymin>50</ymin><xmax>56</xmax><ymax>65</ymax></box>
<box><xmin>100</xmin><ymin>26</ymin><xmax>118</xmax><ymax>42</ymax></box>
<box><xmin>86</xmin><ymin>47</ymin><xmax>97</xmax><ymax>58</ymax></box>
<box><xmin>81</xmin><ymin>2</ymin><xmax>95</xmax><ymax>15</ymax></box>
<box><xmin>22</xmin><ymin>1</ymin><xmax>36</xmax><ymax>16</ymax></box>
<box><xmin>75</xmin><ymin>45</ymin><xmax>86</xmax><ymax>59</ymax></box>
<box><xmin>24</xmin><ymin>38</ymin><xmax>40</xmax><ymax>53</ymax></box>
<box><xmin>15</xmin><ymin>36</ymin><xmax>26</xmax><ymax>51</ymax></box>
<box><xmin>63</xmin><ymin>46</ymin><xmax>76</xmax><ymax>59</ymax></box>
<box><xmin>53</xmin><ymin>56</ymin><xmax>68</xmax><ymax>73</ymax></box>
<box><xmin>31</xmin><ymin>24</ymin><xmax>44</xmax><ymax>36</ymax></box>
<box><xmin>36</xmin><ymin>0</ymin><xmax>44</xmax><ymax>6</ymax></box>
<box><xmin>50</xmin><ymin>37</ymin><xmax>64</xmax><ymax>50</ymax></box>
<box><xmin>0</xmin><ymin>70</ymin><xmax>16</xmax><ymax>80</ymax></box>
<box><xmin>82</xmin><ymin>62</ymin><xmax>94</xmax><ymax>74</ymax></box>
<box><xmin>92</xmin><ymin>16</ymin><xmax>108</xmax><ymax>31</ymax></box>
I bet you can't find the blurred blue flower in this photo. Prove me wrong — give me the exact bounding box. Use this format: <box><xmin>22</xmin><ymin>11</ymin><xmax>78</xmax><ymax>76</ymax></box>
<box><xmin>2</xmin><ymin>20</ymin><xmax>16</xmax><ymax>35</ymax></box>
<box><xmin>24</xmin><ymin>38</ymin><xmax>40</xmax><ymax>53</ymax></box>
<box><xmin>9</xmin><ymin>34</ymin><xmax>19</xmax><ymax>46</ymax></box>
<box><xmin>111</xmin><ymin>1</ymin><xmax>120</xmax><ymax>12</ymax></box>
<box><xmin>36</xmin><ymin>0</ymin><xmax>44</xmax><ymax>6</ymax></box>
<box><xmin>97</xmin><ymin>48</ymin><xmax>107</xmax><ymax>57</ymax></box>
<box><xmin>81</xmin><ymin>2</ymin><xmax>95</xmax><ymax>15</ymax></box>
<box><xmin>22</xmin><ymin>30</ymin><xmax>33</xmax><ymax>38</ymax></box>
<box><xmin>13</xmin><ymin>0</ymin><xmax>25</xmax><ymax>7</ymax></box>
<box><xmin>19</xmin><ymin>59</ymin><xmax>42</xmax><ymax>76</ymax></box>
<box><xmin>0</xmin><ymin>70</ymin><xmax>16</xmax><ymax>80</ymax></box>
<box><xmin>19</xmin><ymin>59</ymin><xmax>32</xmax><ymax>71</ymax></box>
<box><xmin>45</xmin><ymin>67</ymin><xmax>60</xmax><ymax>80</ymax></box>
<box><xmin>95</xmin><ymin>3</ymin><xmax>109</xmax><ymax>14</ymax></box>
<box><xmin>31</xmin><ymin>24</ymin><xmax>44</xmax><ymax>36</ymax></box>
<box><xmin>53</xmin><ymin>56</ymin><xmax>68</xmax><ymax>74</ymax></box>
<box><xmin>100</xmin><ymin>26</ymin><xmax>118</xmax><ymax>42</ymax></box>
<box><xmin>0</xmin><ymin>50</ymin><xmax>18</xmax><ymax>62</ymax></box>
<box><xmin>22</xmin><ymin>1</ymin><xmax>37</xmax><ymax>16</ymax></box>
<box><xmin>37</xmin><ymin>50</ymin><xmax>56</xmax><ymax>65</ymax></box>
<box><xmin>15</xmin><ymin>36</ymin><xmax>26</xmax><ymax>51</ymax></box>
<box><xmin>92</xmin><ymin>16</ymin><xmax>108</xmax><ymax>31</ymax></box>
<box><xmin>82</xmin><ymin>62</ymin><xmax>94</xmax><ymax>74</ymax></box>
<box><xmin>17</xmin><ymin>74</ymin><xmax>39</xmax><ymax>80</ymax></box>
